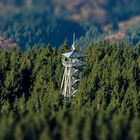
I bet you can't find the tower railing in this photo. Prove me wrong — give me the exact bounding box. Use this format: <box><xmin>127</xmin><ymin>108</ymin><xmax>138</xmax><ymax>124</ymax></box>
<box><xmin>62</xmin><ymin>59</ymin><xmax>84</xmax><ymax>67</ymax></box>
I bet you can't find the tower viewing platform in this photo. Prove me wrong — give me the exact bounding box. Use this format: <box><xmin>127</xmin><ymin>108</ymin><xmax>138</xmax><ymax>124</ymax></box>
<box><xmin>62</xmin><ymin>51</ymin><xmax>84</xmax><ymax>68</ymax></box>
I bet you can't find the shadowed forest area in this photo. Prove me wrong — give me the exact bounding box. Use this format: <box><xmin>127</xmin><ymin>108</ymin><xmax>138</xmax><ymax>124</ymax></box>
<box><xmin>1</xmin><ymin>0</ymin><xmax>140</xmax><ymax>50</ymax></box>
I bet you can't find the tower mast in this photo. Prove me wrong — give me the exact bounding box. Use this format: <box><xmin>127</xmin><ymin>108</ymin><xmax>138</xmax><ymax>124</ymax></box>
<box><xmin>72</xmin><ymin>33</ymin><xmax>75</xmax><ymax>51</ymax></box>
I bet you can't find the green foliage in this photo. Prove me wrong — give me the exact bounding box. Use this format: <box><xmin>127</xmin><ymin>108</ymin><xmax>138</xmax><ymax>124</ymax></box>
<box><xmin>1</xmin><ymin>42</ymin><xmax>140</xmax><ymax>139</ymax></box>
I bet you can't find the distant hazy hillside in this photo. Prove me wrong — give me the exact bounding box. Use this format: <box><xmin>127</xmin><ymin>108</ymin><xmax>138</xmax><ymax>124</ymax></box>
<box><xmin>1</xmin><ymin>0</ymin><xmax>140</xmax><ymax>50</ymax></box>
<box><xmin>1</xmin><ymin>0</ymin><xmax>140</xmax><ymax>28</ymax></box>
<box><xmin>53</xmin><ymin>0</ymin><xmax>140</xmax><ymax>28</ymax></box>
<box><xmin>0</xmin><ymin>1</ymin><xmax>85</xmax><ymax>50</ymax></box>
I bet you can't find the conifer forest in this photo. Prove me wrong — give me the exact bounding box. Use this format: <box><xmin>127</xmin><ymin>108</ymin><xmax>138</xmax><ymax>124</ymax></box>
<box><xmin>1</xmin><ymin>0</ymin><xmax>140</xmax><ymax>140</ymax></box>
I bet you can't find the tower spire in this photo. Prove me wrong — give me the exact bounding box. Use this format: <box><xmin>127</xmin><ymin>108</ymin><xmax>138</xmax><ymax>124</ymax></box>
<box><xmin>72</xmin><ymin>33</ymin><xmax>76</xmax><ymax>51</ymax></box>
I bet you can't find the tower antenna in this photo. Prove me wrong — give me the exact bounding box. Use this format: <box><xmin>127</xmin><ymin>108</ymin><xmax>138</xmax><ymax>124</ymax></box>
<box><xmin>72</xmin><ymin>33</ymin><xmax>76</xmax><ymax>51</ymax></box>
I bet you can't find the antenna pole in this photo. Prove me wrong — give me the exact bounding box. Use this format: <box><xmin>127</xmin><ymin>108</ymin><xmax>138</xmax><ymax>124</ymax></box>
<box><xmin>73</xmin><ymin>33</ymin><xmax>75</xmax><ymax>44</ymax></box>
<box><xmin>72</xmin><ymin>33</ymin><xmax>76</xmax><ymax>51</ymax></box>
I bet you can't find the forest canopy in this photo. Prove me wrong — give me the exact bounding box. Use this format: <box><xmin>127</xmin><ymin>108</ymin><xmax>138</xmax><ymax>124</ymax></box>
<box><xmin>0</xmin><ymin>42</ymin><xmax>140</xmax><ymax>140</ymax></box>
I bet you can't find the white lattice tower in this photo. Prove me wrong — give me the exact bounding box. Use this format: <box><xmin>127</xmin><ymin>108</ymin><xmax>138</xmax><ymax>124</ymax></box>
<box><xmin>61</xmin><ymin>34</ymin><xmax>84</xmax><ymax>98</ymax></box>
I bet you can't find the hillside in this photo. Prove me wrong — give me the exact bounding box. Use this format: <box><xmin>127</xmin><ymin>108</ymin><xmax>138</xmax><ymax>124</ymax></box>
<box><xmin>1</xmin><ymin>0</ymin><xmax>140</xmax><ymax>28</ymax></box>
<box><xmin>0</xmin><ymin>0</ymin><xmax>140</xmax><ymax>50</ymax></box>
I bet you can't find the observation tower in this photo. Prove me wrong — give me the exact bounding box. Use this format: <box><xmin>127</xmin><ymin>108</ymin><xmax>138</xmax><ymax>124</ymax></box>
<box><xmin>61</xmin><ymin>34</ymin><xmax>84</xmax><ymax>98</ymax></box>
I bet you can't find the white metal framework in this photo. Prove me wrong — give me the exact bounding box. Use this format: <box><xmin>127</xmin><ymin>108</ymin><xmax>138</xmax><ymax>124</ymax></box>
<box><xmin>61</xmin><ymin>35</ymin><xmax>84</xmax><ymax>98</ymax></box>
